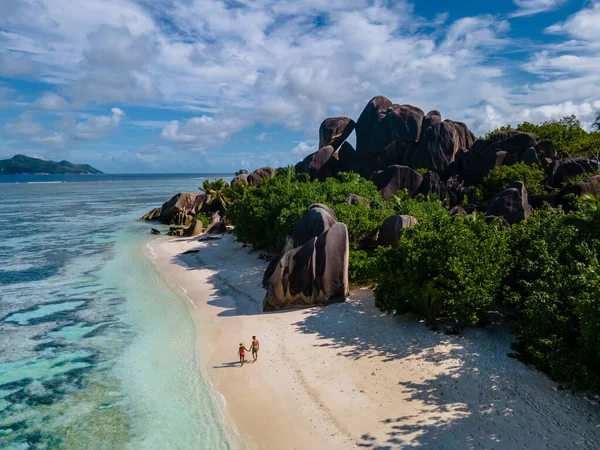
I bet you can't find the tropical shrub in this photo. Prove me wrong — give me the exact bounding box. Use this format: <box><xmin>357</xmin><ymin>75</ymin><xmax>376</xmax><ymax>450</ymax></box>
<box><xmin>505</xmin><ymin>207</ymin><xmax>600</xmax><ymax>391</ymax></box>
<box><xmin>374</xmin><ymin>209</ymin><xmax>510</xmax><ymax>325</ymax></box>
<box><xmin>482</xmin><ymin>162</ymin><xmax>547</xmax><ymax>197</ymax></box>
<box><xmin>192</xmin><ymin>212</ymin><xmax>210</xmax><ymax>228</ymax></box>
<box><xmin>487</xmin><ymin>115</ymin><xmax>600</xmax><ymax>158</ymax></box>
<box><xmin>227</xmin><ymin>173</ymin><xmax>393</xmax><ymax>252</ymax></box>
<box><xmin>348</xmin><ymin>250</ymin><xmax>378</xmax><ymax>285</ymax></box>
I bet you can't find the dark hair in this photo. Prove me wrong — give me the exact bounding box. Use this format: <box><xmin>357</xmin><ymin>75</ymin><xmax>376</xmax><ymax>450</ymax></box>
<box><xmin>252</xmin><ymin>335</ymin><xmax>256</xmax><ymax>339</ymax></box>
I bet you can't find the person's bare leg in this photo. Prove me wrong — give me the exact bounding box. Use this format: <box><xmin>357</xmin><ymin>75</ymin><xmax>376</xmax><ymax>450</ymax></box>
<box><xmin>253</xmin><ymin>351</ymin><xmax>257</xmax><ymax>362</ymax></box>
<box><xmin>240</xmin><ymin>355</ymin><xmax>243</xmax><ymax>367</ymax></box>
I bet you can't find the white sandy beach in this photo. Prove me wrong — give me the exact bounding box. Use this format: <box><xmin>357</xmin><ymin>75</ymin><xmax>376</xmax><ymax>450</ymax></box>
<box><xmin>147</xmin><ymin>234</ymin><xmax>600</xmax><ymax>449</ymax></box>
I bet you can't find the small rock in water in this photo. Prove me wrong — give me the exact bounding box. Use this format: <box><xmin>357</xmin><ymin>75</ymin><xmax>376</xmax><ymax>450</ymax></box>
<box><xmin>151</xmin><ymin>228</ymin><xmax>160</xmax><ymax>235</ymax></box>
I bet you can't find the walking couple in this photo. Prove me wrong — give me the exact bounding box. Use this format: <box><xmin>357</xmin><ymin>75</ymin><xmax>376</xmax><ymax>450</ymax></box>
<box><xmin>238</xmin><ymin>335</ymin><xmax>259</xmax><ymax>366</ymax></box>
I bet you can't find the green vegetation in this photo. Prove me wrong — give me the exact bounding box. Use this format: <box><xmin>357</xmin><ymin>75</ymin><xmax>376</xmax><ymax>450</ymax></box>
<box><xmin>482</xmin><ymin>162</ymin><xmax>548</xmax><ymax>196</ymax></box>
<box><xmin>199</xmin><ymin>178</ymin><xmax>231</xmax><ymax>209</ymax></box>
<box><xmin>487</xmin><ymin>115</ymin><xmax>600</xmax><ymax>158</ymax></box>
<box><xmin>373</xmin><ymin>208</ymin><xmax>509</xmax><ymax>326</ymax></box>
<box><xmin>223</xmin><ymin>114</ymin><xmax>600</xmax><ymax>392</ymax></box>
<box><xmin>506</xmin><ymin>206</ymin><xmax>600</xmax><ymax>391</ymax></box>
<box><xmin>192</xmin><ymin>211</ymin><xmax>211</xmax><ymax>228</ymax></box>
<box><xmin>227</xmin><ymin>169</ymin><xmax>393</xmax><ymax>252</ymax></box>
<box><xmin>0</xmin><ymin>154</ymin><xmax>103</xmax><ymax>174</ymax></box>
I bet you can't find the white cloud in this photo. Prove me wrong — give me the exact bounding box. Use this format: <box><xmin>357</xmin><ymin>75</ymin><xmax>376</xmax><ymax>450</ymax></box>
<box><xmin>0</xmin><ymin>0</ymin><xmax>600</xmax><ymax>166</ymax></box>
<box><xmin>256</xmin><ymin>132</ymin><xmax>272</xmax><ymax>141</ymax></box>
<box><xmin>32</xmin><ymin>92</ymin><xmax>69</xmax><ymax>111</ymax></box>
<box><xmin>0</xmin><ymin>51</ymin><xmax>34</xmax><ymax>77</ymax></box>
<box><xmin>74</xmin><ymin>108</ymin><xmax>124</xmax><ymax>140</ymax></box>
<box><xmin>509</xmin><ymin>0</ymin><xmax>566</xmax><ymax>18</ymax></box>
<box><xmin>4</xmin><ymin>108</ymin><xmax>125</xmax><ymax>148</ymax></box>
<box><xmin>160</xmin><ymin>115</ymin><xmax>248</xmax><ymax>150</ymax></box>
<box><xmin>291</xmin><ymin>142</ymin><xmax>316</xmax><ymax>157</ymax></box>
<box><xmin>545</xmin><ymin>3</ymin><xmax>600</xmax><ymax>41</ymax></box>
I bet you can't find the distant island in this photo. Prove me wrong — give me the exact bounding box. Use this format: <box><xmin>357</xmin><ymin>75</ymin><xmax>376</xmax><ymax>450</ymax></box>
<box><xmin>0</xmin><ymin>154</ymin><xmax>103</xmax><ymax>175</ymax></box>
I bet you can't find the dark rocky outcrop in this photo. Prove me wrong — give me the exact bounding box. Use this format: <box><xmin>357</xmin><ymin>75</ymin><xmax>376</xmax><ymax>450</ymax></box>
<box><xmin>319</xmin><ymin>117</ymin><xmax>355</xmax><ymax>150</ymax></box>
<box><xmin>281</xmin><ymin>206</ymin><xmax>338</xmax><ymax>255</ymax></box>
<box><xmin>159</xmin><ymin>192</ymin><xmax>208</xmax><ymax>225</ymax></box>
<box><xmin>336</xmin><ymin>141</ymin><xmax>361</xmax><ymax>174</ymax></box>
<box><xmin>232</xmin><ymin>173</ymin><xmax>249</xmax><ymax>186</ymax></box>
<box><xmin>345</xmin><ymin>194</ymin><xmax>369</xmax><ymax>205</ymax></box>
<box><xmin>552</xmin><ymin>158</ymin><xmax>600</xmax><ymax>187</ymax></box>
<box><xmin>412</xmin><ymin>120</ymin><xmax>474</xmax><ymax>173</ymax></box>
<box><xmin>206</xmin><ymin>211</ymin><xmax>226</xmax><ymax>234</ymax></box>
<box><xmin>141</xmin><ymin>207</ymin><xmax>162</xmax><ymax>221</ymax></box>
<box><xmin>247</xmin><ymin>166</ymin><xmax>275</xmax><ymax>186</ymax></box>
<box><xmin>416</xmin><ymin>171</ymin><xmax>457</xmax><ymax>205</ymax></box>
<box><xmin>448</xmin><ymin>132</ymin><xmax>544</xmax><ymax>185</ymax></box>
<box><xmin>183</xmin><ymin>220</ymin><xmax>203</xmax><ymax>237</ymax></box>
<box><xmin>151</xmin><ymin>228</ymin><xmax>160</xmax><ymax>235</ymax></box>
<box><xmin>355</xmin><ymin>95</ymin><xmax>393</xmax><ymax>158</ymax></box>
<box><xmin>556</xmin><ymin>174</ymin><xmax>600</xmax><ymax>204</ymax></box>
<box><xmin>377</xmin><ymin>215</ymin><xmax>418</xmax><ymax>248</ymax></box>
<box><xmin>263</xmin><ymin>222</ymin><xmax>349</xmax><ymax>311</ymax></box>
<box><xmin>384</xmin><ymin>104</ymin><xmax>424</xmax><ymax>143</ymax></box>
<box><xmin>371</xmin><ymin>165</ymin><xmax>423</xmax><ymax>201</ymax></box>
<box><xmin>486</xmin><ymin>182</ymin><xmax>531</xmax><ymax>224</ymax></box>
<box><xmin>172</xmin><ymin>211</ymin><xmax>193</xmax><ymax>226</ymax></box>
<box><xmin>167</xmin><ymin>227</ymin><xmax>185</xmax><ymax>236</ymax></box>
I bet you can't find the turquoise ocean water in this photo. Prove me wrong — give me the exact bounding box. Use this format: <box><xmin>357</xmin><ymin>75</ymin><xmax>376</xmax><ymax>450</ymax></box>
<box><xmin>0</xmin><ymin>174</ymin><xmax>233</xmax><ymax>449</ymax></box>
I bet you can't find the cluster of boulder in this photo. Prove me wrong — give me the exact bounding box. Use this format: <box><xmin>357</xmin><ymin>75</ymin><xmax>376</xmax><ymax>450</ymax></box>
<box><xmin>294</xmin><ymin>95</ymin><xmax>600</xmax><ymax>225</ymax></box>
<box><xmin>231</xmin><ymin>166</ymin><xmax>275</xmax><ymax>186</ymax></box>
<box><xmin>140</xmin><ymin>167</ymin><xmax>276</xmax><ymax>237</ymax></box>
<box><xmin>262</xmin><ymin>204</ymin><xmax>349</xmax><ymax>311</ymax></box>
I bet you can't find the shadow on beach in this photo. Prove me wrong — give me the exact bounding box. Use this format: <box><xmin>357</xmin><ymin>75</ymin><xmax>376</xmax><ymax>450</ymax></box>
<box><xmin>169</xmin><ymin>237</ymin><xmax>600</xmax><ymax>449</ymax></box>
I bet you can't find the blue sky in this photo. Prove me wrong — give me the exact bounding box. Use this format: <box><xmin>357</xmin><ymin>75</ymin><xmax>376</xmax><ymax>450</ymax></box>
<box><xmin>0</xmin><ymin>0</ymin><xmax>599</xmax><ymax>173</ymax></box>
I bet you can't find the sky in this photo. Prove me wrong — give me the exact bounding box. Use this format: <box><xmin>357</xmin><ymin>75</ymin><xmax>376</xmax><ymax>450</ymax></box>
<box><xmin>0</xmin><ymin>0</ymin><xmax>599</xmax><ymax>173</ymax></box>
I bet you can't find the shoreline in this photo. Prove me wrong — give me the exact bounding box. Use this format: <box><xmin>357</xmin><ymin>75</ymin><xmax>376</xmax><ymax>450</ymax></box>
<box><xmin>146</xmin><ymin>234</ymin><xmax>600</xmax><ymax>449</ymax></box>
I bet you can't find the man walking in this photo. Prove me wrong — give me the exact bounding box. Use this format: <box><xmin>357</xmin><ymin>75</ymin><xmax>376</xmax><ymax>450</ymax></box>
<box><xmin>251</xmin><ymin>335</ymin><xmax>259</xmax><ymax>362</ymax></box>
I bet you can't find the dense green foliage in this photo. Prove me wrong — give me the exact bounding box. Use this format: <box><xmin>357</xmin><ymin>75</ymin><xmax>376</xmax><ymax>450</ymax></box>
<box><xmin>227</xmin><ymin>170</ymin><xmax>393</xmax><ymax>252</ymax></box>
<box><xmin>224</xmin><ymin>114</ymin><xmax>600</xmax><ymax>391</ymax></box>
<box><xmin>192</xmin><ymin>211</ymin><xmax>211</xmax><ymax>228</ymax></box>
<box><xmin>482</xmin><ymin>162</ymin><xmax>548</xmax><ymax>196</ymax></box>
<box><xmin>373</xmin><ymin>209</ymin><xmax>509</xmax><ymax>325</ymax></box>
<box><xmin>506</xmin><ymin>206</ymin><xmax>600</xmax><ymax>391</ymax></box>
<box><xmin>487</xmin><ymin>115</ymin><xmax>600</xmax><ymax>158</ymax></box>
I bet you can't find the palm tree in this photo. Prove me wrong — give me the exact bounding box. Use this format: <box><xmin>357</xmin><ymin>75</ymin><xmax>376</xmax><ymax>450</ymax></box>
<box><xmin>200</xmin><ymin>178</ymin><xmax>231</xmax><ymax>210</ymax></box>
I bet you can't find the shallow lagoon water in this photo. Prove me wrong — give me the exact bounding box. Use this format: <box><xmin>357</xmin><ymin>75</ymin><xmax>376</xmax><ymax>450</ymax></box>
<box><xmin>0</xmin><ymin>174</ymin><xmax>232</xmax><ymax>449</ymax></box>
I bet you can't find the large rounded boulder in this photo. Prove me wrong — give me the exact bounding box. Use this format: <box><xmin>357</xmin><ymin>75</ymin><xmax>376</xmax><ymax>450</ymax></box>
<box><xmin>319</xmin><ymin>117</ymin><xmax>355</xmax><ymax>150</ymax></box>
<box><xmin>232</xmin><ymin>173</ymin><xmax>249</xmax><ymax>186</ymax></box>
<box><xmin>412</xmin><ymin>120</ymin><xmax>474</xmax><ymax>173</ymax></box>
<box><xmin>383</xmin><ymin>104</ymin><xmax>424</xmax><ymax>143</ymax></box>
<box><xmin>159</xmin><ymin>192</ymin><xmax>208</xmax><ymax>224</ymax></box>
<box><xmin>247</xmin><ymin>166</ymin><xmax>275</xmax><ymax>186</ymax></box>
<box><xmin>486</xmin><ymin>181</ymin><xmax>532</xmax><ymax>224</ymax></box>
<box><xmin>416</xmin><ymin>171</ymin><xmax>457</xmax><ymax>205</ymax></box>
<box><xmin>377</xmin><ymin>215</ymin><xmax>418</xmax><ymax>248</ymax></box>
<box><xmin>552</xmin><ymin>158</ymin><xmax>600</xmax><ymax>187</ymax></box>
<box><xmin>282</xmin><ymin>206</ymin><xmax>338</xmax><ymax>254</ymax></box>
<box><xmin>183</xmin><ymin>220</ymin><xmax>203</xmax><ymax>237</ymax></box>
<box><xmin>355</xmin><ymin>95</ymin><xmax>393</xmax><ymax>157</ymax></box>
<box><xmin>371</xmin><ymin>165</ymin><xmax>423</xmax><ymax>201</ymax></box>
<box><xmin>263</xmin><ymin>222</ymin><xmax>349</xmax><ymax>311</ymax></box>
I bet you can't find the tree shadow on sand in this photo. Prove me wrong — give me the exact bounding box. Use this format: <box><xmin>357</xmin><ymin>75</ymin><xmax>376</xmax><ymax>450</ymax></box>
<box><xmin>169</xmin><ymin>243</ymin><xmax>600</xmax><ymax>448</ymax></box>
<box><xmin>292</xmin><ymin>291</ymin><xmax>600</xmax><ymax>449</ymax></box>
